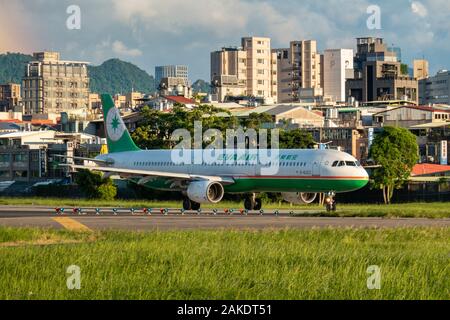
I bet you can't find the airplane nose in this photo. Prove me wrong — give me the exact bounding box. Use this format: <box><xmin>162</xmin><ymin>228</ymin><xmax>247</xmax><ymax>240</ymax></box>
<box><xmin>362</xmin><ymin>168</ymin><xmax>369</xmax><ymax>179</ymax></box>
<box><xmin>360</xmin><ymin>168</ymin><xmax>369</xmax><ymax>187</ymax></box>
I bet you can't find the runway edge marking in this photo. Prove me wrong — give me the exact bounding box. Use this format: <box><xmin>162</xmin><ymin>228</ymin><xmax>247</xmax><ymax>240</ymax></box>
<box><xmin>52</xmin><ymin>217</ymin><xmax>92</xmax><ymax>232</ymax></box>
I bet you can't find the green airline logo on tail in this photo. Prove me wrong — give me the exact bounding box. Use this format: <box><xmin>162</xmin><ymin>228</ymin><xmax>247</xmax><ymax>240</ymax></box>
<box><xmin>101</xmin><ymin>94</ymin><xmax>140</xmax><ymax>153</ymax></box>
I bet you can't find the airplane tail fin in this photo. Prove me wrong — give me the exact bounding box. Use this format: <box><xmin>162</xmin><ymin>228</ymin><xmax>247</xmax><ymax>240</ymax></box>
<box><xmin>101</xmin><ymin>94</ymin><xmax>140</xmax><ymax>153</ymax></box>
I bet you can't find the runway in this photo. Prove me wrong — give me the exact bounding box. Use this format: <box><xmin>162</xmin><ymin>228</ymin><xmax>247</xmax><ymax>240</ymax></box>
<box><xmin>0</xmin><ymin>205</ymin><xmax>449</xmax><ymax>231</ymax></box>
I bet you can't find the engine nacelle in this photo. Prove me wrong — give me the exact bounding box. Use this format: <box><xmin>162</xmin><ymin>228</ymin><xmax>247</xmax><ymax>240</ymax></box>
<box><xmin>187</xmin><ymin>181</ymin><xmax>225</xmax><ymax>204</ymax></box>
<box><xmin>281</xmin><ymin>192</ymin><xmax>317</xmax><ymax>204</ymax></box>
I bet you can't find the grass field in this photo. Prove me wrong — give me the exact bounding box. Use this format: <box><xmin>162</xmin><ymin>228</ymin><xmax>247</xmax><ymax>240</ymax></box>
<box><xmin>0</xmin><ymin>197</ymin><xmax>449</xmax><ymax>218</ymax></box>
<box><xmin>0</xmin><ymin>226</ymin><xmax>448</xmax><ymax>300</ymax></box>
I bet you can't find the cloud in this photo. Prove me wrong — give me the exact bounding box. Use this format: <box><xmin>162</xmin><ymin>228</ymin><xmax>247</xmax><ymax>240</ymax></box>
<box><xmin>1</xmin><ymin>0</ymin><xmax>450</xmax><ymax>79</ymax></box>
<box><xmin>411</xmin><ymin>1</ymin><xmax>428</xmax><ymax>17</ymax></box>
<box><xmin>112</xmin><ymin>41</ymin><xmax>143</xmax><ymax>57</ymax></box>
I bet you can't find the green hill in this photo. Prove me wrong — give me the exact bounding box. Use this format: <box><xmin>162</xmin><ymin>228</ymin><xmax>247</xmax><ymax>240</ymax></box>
<box><xmin>192</xmin><ymin>79</ymin><xmax>211</xmax><ymax>94</ymax></box>
<box><xmin>0</xmin><ymin>53</ymin><xmax>33</xmax><ymax>84</ymax></box>
<box><xmin>0</xmin><ymin>53</ymin><xmax>156</xmax><ymax>94</ymax></box>
<box><xmin>88</xmin><ymin>59</ymin><xmax>156</xmax><ymax>94</ymax></box>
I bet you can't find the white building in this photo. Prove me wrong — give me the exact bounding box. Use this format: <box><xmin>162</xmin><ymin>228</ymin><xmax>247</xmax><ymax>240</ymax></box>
<box><xmin>155</xmin><ymin>65</ymin><xmax>189</xmax><ymax>86</ymax></box>
<box><xmin>323</xmin><ymin>49</ymin><xmax>354</xmax><ymax>103</ymax></box>
<box><xmin>419</xmin><ymin>70</ymin><xmax>450</xmax><ymax>105</ymax></box>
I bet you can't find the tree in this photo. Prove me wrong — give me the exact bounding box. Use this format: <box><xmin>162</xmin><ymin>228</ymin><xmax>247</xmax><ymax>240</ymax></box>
<box><xmin>400</xmin><ymin>63</ymin><xmax>409</xmax><ymax>75</ymax></box>
<box><xmin>74</xmin><ymin>169</ymin><xmax>117</xmax><ymax>200</ymax></box>
<box><xmin>279</xmin><ymin>129</ymin><xmax>315</xmax><ymax>149</ymax></box>
<box><xmin>369</xmin><ymin>126</ymin><xmax>419</xmax><ymax>204</ymax></box>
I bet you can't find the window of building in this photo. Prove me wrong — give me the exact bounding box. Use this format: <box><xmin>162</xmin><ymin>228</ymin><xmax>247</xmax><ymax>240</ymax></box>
<box><xmin>13</xmin><ymin>153</ymin><xmax>27</xmax><ymax>162</ymax></box>
<box><xmin>0</xmin><ymin>154</ymin><xmax>10</xmax><ymax>164</ymax></box>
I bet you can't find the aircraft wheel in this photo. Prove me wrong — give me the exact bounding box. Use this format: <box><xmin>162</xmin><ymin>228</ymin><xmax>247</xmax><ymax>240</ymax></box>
<box><xmin>254</xmin><ymin>198</ymin><xmax>262</xmax><ymax>211</ymax></box>
<box><xmin>191</xmin><ymin>201</ymin><xmax>201</xmax><ymax>211</ymax></box>
<box><xmin>182</xmin><ymin>198</ymin><xmax>192</xmax><ymax>211</ymax></box>
<box><xmin>244</xmin><ymin>197</ymin><xmax>255</xmax><ymax>211</ymax></box>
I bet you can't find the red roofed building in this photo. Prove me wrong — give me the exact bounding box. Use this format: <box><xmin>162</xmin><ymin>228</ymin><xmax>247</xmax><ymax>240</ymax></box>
<box><xmin>410</xmin><ymin>164</ymin><xmax>450</xmax><ymax>183</ymax></box>
<box><xmin>412</xmin><ymin>163</ymin><xmax>450</xmax><ymax>177</ymax></box>
<box><xmin>147</xmin><ymin>95</ymin><xmax>197</xmax><ymax>111</ymax></box>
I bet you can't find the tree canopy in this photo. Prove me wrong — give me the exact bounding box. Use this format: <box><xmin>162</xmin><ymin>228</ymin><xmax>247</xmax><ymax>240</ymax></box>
<box><xmin>369</xmin><ymin>126</ymin><xmax>419</xmax><ymax>204</ymax></box>
<box><xmin>131</xmin><ymin>104</ymin><xmax>314</xmax><ymax>150</ymax></box>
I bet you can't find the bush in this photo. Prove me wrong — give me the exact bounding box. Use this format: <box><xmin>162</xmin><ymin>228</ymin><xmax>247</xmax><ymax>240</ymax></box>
<box><xmin>74</xmin><ymin>170</ymin><xmax>117</xmax><ymax>200</ymax></box>
<box><xmin>97</xmin><ymin>183</ymin><xmax>117</xmax><ymax>201</ymax></box>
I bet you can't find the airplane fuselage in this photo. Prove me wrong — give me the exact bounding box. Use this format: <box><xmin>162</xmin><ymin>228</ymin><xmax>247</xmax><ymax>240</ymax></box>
<box><xmin>96</xmin><ymin>149</ymin><xmax>369</xmax><ymax>193</ymax></box>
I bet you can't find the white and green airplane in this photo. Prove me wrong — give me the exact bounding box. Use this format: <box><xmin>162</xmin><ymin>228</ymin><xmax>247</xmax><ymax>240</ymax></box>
<box><xmin>64</xmin><ymin>94</ymin><xmax>369</xmax><ymax>211</ymax></box>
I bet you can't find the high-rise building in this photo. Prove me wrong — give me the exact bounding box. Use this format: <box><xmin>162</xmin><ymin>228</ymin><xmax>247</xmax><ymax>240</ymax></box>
<box><xmin>413</xmin><ymin>59</ymin><xmax>429</xmax><ymax>80</ymax></box>
<box><xmin>273</xmin><ymin>40</ymin><xmax>322</xmax><ymax>103</ymax></box>
<box><xmin>388</xmin><ymin>46</ymin><xmax>402</xmax><ymax>62</ymax></box>
<box><xmin>419</xmin><ymin>70</ymin><xmax>450</xmax><ymax>105</ymax></box>
<box><xmin>323</xmin><ymin>49</ymin><xmax>354</xmax><ymax>102</ymax></box>
<box><xmin>346</xmin><ymin>38</ymin><xmax>418</xmax><ymax>104</ymax></box>
<box><xmin>0</xmin><ymin>83</ymin><xmax>21</xmax><ymax>111</ymax></box>
<box><xmin>155</xmin><ymin>65</ymin><xmax>189</xmax><ymax>87</ymax></box>
<box><xmin>22</xmin><ymin>52</ymin><xmax>90</xmax><ymax>115</ymax></box>
<box><xmin>210</xmin><ymin>37</ymin><xmax>278</xmax><ymax>103</ymax></box>
<box><xmin>210</xmin><ymin>47</ymin><xmax>248</xmax><ymax>101</ymax></box>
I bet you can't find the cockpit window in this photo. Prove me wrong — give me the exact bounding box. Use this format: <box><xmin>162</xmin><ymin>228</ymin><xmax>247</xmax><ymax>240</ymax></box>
<box><xmin>338</xmin><ymin>161</ymin><xmax>346</xmax><ymax>167</ymax></box>
<box><xmin>332</xmin><ymin>161</ymin><xmax>339</xmax><ymax>167</ymax></box>
<box><xmin>346</xmin><ymin>161</ymin><xmax>356</xmax><ymax>166</ymax></box>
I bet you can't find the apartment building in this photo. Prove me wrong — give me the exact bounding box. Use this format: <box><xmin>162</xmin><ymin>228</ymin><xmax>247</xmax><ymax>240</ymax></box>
<box><xmin>125</xmin><ymin>91</ymin><xmax>144</xmax><ymax>109</ymax></box>
<box><xmin>211</xmin><ymin>37</ymin><xmax>277</xmax><ymax>103</ymax></box>
<box><xmin>346</xmin><ymin>38</ymin><xmax>418</xmax><ymax>104</ymax></box>
<box><xmin>155</xmin><ymin>65</ymin><xmax>189</xmax><ymax>87</ymax></box>
<box><xmin>419</xmin><ymin>70</ymin><xmax>450</xmax><ymax>105</ymax></box>
<box><xmin>0</xmin><ymin>83</ymin><xmax>21</xmax><ymax>111</ymax></box>
<box><xmin>323</xmin><ymin>49</ymin><xmax>354</xmax><ymax>102</ymax></box>
<box><xmin>158</xmin><ymin>77</ymin><xmax>192</xmax><ymax>98</ymax></box>
<box><xmin>211</xmin><ymin>47</ymin><xmax>248</xmax><ymax>101</ymax></box>
<box><xmin>22</xmin><ymin>52</ymin><xmax>90</xmax><ymax>115</ymax></box>
<box><xmin>273</xmin><ymin>40</ymin><xmax>322</xmax><ymax>103</ymax></box>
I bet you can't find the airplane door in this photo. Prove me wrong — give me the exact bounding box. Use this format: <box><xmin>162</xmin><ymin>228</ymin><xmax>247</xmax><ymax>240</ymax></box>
<box><xmin>312</xmin><ymin>161</ymin><xmax>321</xmax><ymax>176</ymax></box>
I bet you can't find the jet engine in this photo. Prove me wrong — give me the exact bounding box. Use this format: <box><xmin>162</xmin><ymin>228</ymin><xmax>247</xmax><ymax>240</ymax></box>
<box><xmin>187</xmin><ymin>181</ymin><xmax>225</xmax><ymax>204</ymax></box>
<box><xmin>281</xmin><ymin>192</ymin><xmax>317</xmax><ymax>204</ymax></box>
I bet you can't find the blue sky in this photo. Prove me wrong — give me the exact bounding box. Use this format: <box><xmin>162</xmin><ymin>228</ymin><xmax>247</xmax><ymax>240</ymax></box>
<box><xmin>0</xmin><ymin>0</ymin><xmax>449</xmax><ymax>81</ymax></box>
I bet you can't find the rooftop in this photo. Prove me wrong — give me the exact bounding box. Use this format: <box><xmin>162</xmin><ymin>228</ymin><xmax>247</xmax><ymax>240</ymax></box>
<box><xmin>412</xmin><ymin>164</ymin><xmax>450</xmax><ymax>176</ymax></box>
<box><xmin>163</xmin><ymin>96</ymin><xmax>197</xmax><ymax>105</ymax></box>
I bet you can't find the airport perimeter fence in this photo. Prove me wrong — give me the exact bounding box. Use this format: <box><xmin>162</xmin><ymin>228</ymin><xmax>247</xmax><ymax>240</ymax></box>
<box><xmin>337</xmin><ymin>183</ymin><xmax>450</xmax><ymax>203</ymax></box>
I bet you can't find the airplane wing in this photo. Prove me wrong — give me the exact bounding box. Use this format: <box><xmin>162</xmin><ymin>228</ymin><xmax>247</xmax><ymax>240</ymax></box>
<box><xmin>60</xmin><ymin>164</ymin><xmax>235</xmax><ymax>185</ymax></box>
<box><xmin>53</xmin><ymin>154</ymin><xmax>112</xmax><ymax>165</ymax></box>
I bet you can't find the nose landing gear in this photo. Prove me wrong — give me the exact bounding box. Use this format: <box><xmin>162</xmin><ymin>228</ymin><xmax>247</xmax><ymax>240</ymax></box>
<box><xmin>325</xmin><ymin>192</ymin><xmax>337</xmax><ymax>212</ymax></box>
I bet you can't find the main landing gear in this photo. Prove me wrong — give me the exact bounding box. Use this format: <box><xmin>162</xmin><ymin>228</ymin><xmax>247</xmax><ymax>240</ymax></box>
<box><xmin>182</xmin><ymin>197</ymin><xmax>201</xmax><ymax>211</ymax></box>
<box><xmin>244</xmin><ymin>193</ymin><xmax>262</xmax><ymax>211</ymax></box>
<box><xmin>324</xmin><ymin>192</ymin><xmax>337</xmax><ymax>212</ymax></box>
